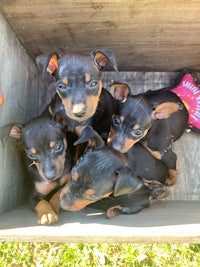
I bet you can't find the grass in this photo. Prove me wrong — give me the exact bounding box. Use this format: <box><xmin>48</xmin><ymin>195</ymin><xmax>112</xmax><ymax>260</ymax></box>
<box><xmin>0</xmin><ymin>243</ymin><xmax>200</xmax><ymax>266</ymax></box>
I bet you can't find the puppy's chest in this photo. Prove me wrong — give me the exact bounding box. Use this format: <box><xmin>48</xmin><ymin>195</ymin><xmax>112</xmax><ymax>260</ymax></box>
<box><xmin>35</xmin><ymin>173</ymin><xmax>70</xmax><ymax>196</ymax></box>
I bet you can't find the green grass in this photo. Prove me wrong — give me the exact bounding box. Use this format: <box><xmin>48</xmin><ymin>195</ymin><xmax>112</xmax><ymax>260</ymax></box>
<box><xmin>0</xmin><ymin>243</ymin><xmax>200</xmax><ymax>266</ymax></box>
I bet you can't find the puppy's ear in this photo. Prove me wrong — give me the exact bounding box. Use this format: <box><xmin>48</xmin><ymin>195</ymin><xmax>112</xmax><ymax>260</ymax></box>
<box><xmin>91</xmin><ymin>49</ymin><xmax>118</xmax><ymax>73</ymax></box>
<box><xmin>113</xmin><ymin>166</ymin><xmax>142</xmax><ymax>197</ymax></box>
<box><xmin>9</xmin><ymin>124</ymin><xmax>23</xmax><ymax>139</ymax></box>
<box><xmin>0</xmin><ymin>124</ymin><xmax>22</xmax><ymax>140</ymax></box>
<box><xmin>36</xmin><ymin>53</ymin><xmax>59</xmax><ymax>79</ymax></box>
<box><xmin>0</xmin><ymin>124</ymin><xmax>23</xmax><ymax>146</ymax></box>
<box><xmin>109</xmin><ymin>82</ymin><xmax>131</xmax><ymax>102</ymax></box>
<box><xmin>74</xmin><ymin>126</ymin><xmax>104</xmax><ymax>150</ymax></box>
<box><xmin>152</xmin><ymin>102</ymin><xmax>182</xmax><ymax>120</ymax></box>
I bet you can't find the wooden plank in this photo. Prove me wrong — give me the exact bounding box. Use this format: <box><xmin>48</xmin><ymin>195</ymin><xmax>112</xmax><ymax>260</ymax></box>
<box><xmin>0</xmin><ymin>201</ymin><xmax>200</xmax><ymax>243</ymax></box>
<box><xmin>0</xmin><ymin>12</ymin><xmax>44</xmax><ymax>214</ymax></box>
<box><xmin>1</xmin><ymin>1</ymin><xmax>200</xmax><ymax>71</ymax></box>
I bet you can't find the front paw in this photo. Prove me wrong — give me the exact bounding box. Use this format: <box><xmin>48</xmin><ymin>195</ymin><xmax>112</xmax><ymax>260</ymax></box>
<box><xmin>165</xmin><ymin>169</ymin><xmax>179</xmax><ymax>186</ymax></box>
<box><xmin>35</xmin><ymin>200</ymin><xmax>59</xmax><ymax>225</ymax></box>
<box><xmin>38</xmin><ymin>210</ymin><xmax>58</xmax><ymax>225</ymax></box>
<box><xmin>148</xmin><ymin>183</ymin><xmax>170</xmax><ymax>200</ymax></box>
<box><xmin>106</xmin><ymin>205</ymin><xmax>122</xmax><ymax>219</ymax></box>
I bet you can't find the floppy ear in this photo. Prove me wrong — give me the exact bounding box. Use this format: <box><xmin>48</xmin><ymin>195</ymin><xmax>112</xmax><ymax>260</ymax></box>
<box><xmin>9</xmin><ymin>124</ymin><xmax>23</xmax><ymax>139</ymax></box>
<box><xmin>90</xmin><ymin>49</ymin><xmax>118</xmax><ymax>73</ymax></box>
<box><xmin>0</xmin><ymin>124</ymin><xmax>22</xmax><ymax>140</ymax></box>
<box><xmin>74</xmin><ymin>126</ymin><xmax>105</xmax><ymax>150</ymax></box>
<box><xmin>36</xmin><ymin>53</ymin><xmax>59</xmax><ymax>79</ymax></box>
<box><xmin>0</xmin><ymin>124</ymin><xmax>22</xmax><ymax>146</ymax></box>
<box><xmin>152</xmin><ymin>102</ymin><xmax>182</xmax><ymax>120</ymax></box>
<box><xmin>109</xmin><ymin>82</ymin><xmax>131</xmax><ymax>102</ymax></box>
<box><xmin>113</xmin><ymin>166</ymin><xmax>142</xmax><ymax>197</ymax></box>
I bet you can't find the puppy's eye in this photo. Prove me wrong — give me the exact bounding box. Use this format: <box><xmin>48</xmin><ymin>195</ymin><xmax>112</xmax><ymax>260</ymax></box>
<box><xmin>58</xmin><ymin>84</ymin><xmax>66</xmax><ymax>91</ymax></box>
<box><xmin>131</xmin><ymin>129</ymin><xmax>143</xmax><ymax>138</ymax></box>
<box><xmin>58</xmin><ymin>83</ymin><xmax>72</xmax><ymax>91</ymax></box>
<box><xmin>54</xmin><ymin>143</ymin><xmax>63</xmax><ymax>152</ymax></box>
<box><xmin>28</xmin><ymin>153</ymin><xmax>37</xmax><ymax>160</ymax></box>
<box><xmin>113</xmin><ymin>116</ymin><xmax>121</xmax><ymax>127</ymax></box>
<box><xmin>89</xmin><ymin>80</ymin><xmax>98</xmax><ymax>88</ymax></box>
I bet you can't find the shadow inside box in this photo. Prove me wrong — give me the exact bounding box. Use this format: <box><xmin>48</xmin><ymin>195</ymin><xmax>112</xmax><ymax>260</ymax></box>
<box><xmin>0</xmin><ymin>200</ymin><xmax>200</xmax><ymax>230</ymax></box>
<box><xmin>57</xmin><ymin>200</ymin><xmax>200</xmax><ymax>228</ymax></box>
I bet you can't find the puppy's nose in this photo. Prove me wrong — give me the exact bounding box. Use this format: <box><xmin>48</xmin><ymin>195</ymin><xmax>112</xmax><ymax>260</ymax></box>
<box><xmin>44</xmin><ymin>169</ymin><xmax>56</xmax><ymax>180</ymax></box>
<box><xmin>72</xmin><ymin>103</ymin><xmax>86</xmax><ymax>117</ymax></box>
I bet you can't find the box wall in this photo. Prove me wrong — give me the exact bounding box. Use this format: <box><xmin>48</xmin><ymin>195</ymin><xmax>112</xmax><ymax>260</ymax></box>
<box><xmin>0</xmin><ymin>12</ymin><xmax>41</xmax><ymax>213</ymax></box>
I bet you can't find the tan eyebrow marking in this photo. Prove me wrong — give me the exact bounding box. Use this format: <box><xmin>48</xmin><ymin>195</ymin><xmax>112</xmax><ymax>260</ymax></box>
<box><xmin>49</xmin><ymin>141</ymin><xmax>56</xmax><ymax>148</ymax></box>
<box><xmin>85</xmin><ymin>73</ymin><xmax>91</xmax><ymax>83</ymax></box>
<box><xmin>133</xmin><ymin>124</ymin><xmax>140</xmax><ymax>130</ymax></box>
<box><xmin>72</xmin><ymin>172</ymin><xmax>79</xmax><ymax>182</ymax></box>
<box><xmin>62</xmin><ymin>77</ymin><xmax>68</xmax><ymax>85</ymax></box>
<box><xmin>31</xmin><ymin>148</ymin><xmax>37</xmax><ymax>155</ymax></box>
<box><xmin>120</xmin><ymin>116</ymin><xmax>124</xmax><ymax>122</ymax></box>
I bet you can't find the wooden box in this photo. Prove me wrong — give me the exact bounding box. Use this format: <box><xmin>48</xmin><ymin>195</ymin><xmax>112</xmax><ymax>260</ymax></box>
<box><xmin>0</xmin><ymin>1</ymin><xmax>199</xmax><ymax>243</ymax></box>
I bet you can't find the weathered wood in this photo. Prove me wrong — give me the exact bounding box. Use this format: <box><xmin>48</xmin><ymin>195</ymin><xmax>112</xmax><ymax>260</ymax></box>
<box><xmin>0</xmin><ymin>12</ymin><xmax>44</xmax><ymax>214</ymax></box>
<box><xmin>0</xmin><ymin>3</ymin><xmax>200</xmax><ymax>241</ymax></box>
<box><xmin>1</xmin><ymin>1</ymin><xmax>200</xmax><ymax>71</ymax></box>
<box><xmin>0</xmin><ymin>201</ymin><xmax>200</xmax><ymax>243</ymax></box>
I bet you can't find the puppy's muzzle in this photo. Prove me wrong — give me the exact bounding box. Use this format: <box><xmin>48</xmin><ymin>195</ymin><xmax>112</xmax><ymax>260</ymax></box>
<box><xmin>72</xmin><ymin>103</ymin><xmax>86</xmax><ymax>118</ymax></box>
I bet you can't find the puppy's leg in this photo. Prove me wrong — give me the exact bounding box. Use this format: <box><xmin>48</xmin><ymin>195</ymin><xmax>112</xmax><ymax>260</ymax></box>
<box><xmin>161</xmin><ymin>150</ymin><xmax>178</xmax><ymax>186</ymax></box>
<box><xmin>106</xmin><ymin>199</ymin><xmax>151</xmax><ymax>219</ymax></box>
<box><xmin>49</xmin><ymin>188</ymin><xmax>62</xmax><ymax>214</ymax></box>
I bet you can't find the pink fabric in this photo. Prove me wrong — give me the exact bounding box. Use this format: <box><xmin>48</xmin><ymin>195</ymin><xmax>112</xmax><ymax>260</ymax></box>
<box><xmin>171</xmin><ymin>73</ymin><xmax>200</xmax><ymax>130</ymax></box>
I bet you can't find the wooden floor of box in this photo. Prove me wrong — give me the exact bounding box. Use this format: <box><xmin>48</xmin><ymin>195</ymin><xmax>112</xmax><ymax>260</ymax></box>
<box><xmin>0</xmin><ymin>200</ymin><xmax>200</xmax><ymax>243</ymax></box>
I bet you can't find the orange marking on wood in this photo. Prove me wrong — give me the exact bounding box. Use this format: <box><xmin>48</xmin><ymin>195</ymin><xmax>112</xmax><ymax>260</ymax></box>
<box><xmin>0</xmin><ymin>92</ymin><xmax>4</xmax><ymax>107</ymax></box>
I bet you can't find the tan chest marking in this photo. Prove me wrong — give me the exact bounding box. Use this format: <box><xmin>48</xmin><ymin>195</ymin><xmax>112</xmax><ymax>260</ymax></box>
<box><xmin>35</xmin><ymin>181</ymin><xmax>57</xmax><ymax>196</ymax></box>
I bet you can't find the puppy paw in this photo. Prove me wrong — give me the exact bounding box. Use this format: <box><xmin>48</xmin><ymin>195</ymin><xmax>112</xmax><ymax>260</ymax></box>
<box><xmin>149</xmin><ymin>183</ymin><xmax>170</xmax><ymax>200</ymax></box>
<box><xmin>35</xmin><ymin>200</ymin><xmax>58</xmax><ymax>225</ymax></box>
<box><xmin>38</xmin><ymin>211</ymin><xmax>58</xmax><ymax>225</ymax></box>
<box><xmin>165</xmin><ymin>169</ymin><xmax>179</xmax><ymax>186</ymax></box>
<box><xmin>106</xmin><ymin>205</ymin><xmax>122</xmax><ymax>219</ymax></box>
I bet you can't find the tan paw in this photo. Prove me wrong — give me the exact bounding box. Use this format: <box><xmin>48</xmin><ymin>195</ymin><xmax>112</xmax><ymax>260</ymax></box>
<box><xmin>35</xmin><ymin>199</ymin><xmax>58</xmax><ymax>225</ymax></box>
<box><xmin>165</xmin><ymin>169</ymin><xmax>179</xmax><ymax>186</ymax></box>
<box><xmin>106</xmin><ymin>205</ymin><xmax>122</xmax><ymax>219</ymax></box>
<box><xmin>38</xmin><ymin>211</ymin><xmax>58</xmax><ymax>225</ymax></box>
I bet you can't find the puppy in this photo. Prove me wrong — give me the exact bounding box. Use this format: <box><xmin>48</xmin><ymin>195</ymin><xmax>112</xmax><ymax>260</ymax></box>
<box><xmin>36</xmin><ymin>49</ymin><xmax>118</xmax><ymax>123</ymax></box>
<box><xmin>7</xmin><ymin>117</ymin><xmax>72</xmax><ymax>225</ymax></box>
<box><xmin>107</xmin><ymin>82</ymin><xmax>189</xmax><ymax>186</ymax></box>
<box><xmin>60</xmin><ymin>126</ymin><xmax>169</xmax><ymax>218</ymax></box>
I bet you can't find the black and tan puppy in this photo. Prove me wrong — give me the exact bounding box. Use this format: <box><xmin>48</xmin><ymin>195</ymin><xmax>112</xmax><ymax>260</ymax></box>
<box><xmin>7</xmin><ymin>117</ymin><xmax>72</xmax><ymax>225</ymax></box>
<box><xmin>107</xmin><ymin>82</ymin><xmax>189</xmax><ymax>186</ymax></box>
<box><xmin>36</xmin><ymin>49</ymin><xmax>118</xmax><ymax>125</ymax></box>
<box><xmin>36</xmin><ymin>49</ymin><xmax>118</xmax><ymax>161</ymax></box>
<box><xmin>60</xmin><ymin>127</ymin><xmax>169</xmax><ymax>218</ymax></box>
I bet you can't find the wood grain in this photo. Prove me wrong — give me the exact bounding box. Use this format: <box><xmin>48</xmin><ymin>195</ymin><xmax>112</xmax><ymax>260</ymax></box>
<box><xmin>1</xmin><ymin>1</ymin><xmax>200</xmax><ymax>71</ymax></box>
